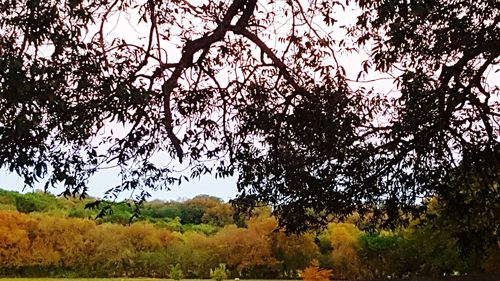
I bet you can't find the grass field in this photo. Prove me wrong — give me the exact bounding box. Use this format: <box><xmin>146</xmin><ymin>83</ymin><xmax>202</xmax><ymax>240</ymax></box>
<box><xmin>0</xmin><ymin>279</ymin><xmax>184</xmax><ymax>281</ymax></box>
<box><xmin>1</xmin><ymin>277</ymin><xmax>500</xmax><ymax>281</ymax></box>
<box><xmin>0</xmin><ymin>277</ymin><xmax>284</xmax><ymax>281</ymax></box>
<box><xmin>0</xmin><ymin>278</ymin><xmax>277</xmax><ymax>280</ymax></box>
<box><xmin>0</xmin><ymin>278</ymin><xmax>302</xmax><ymax>281</ymax></box>
<box><xmin>0</xmin><ymin>279</ymin><xmax>166</xmax><ymax>281</ymax></box>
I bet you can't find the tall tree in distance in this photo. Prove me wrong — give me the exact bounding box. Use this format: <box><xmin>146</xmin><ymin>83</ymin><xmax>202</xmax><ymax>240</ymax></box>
<box><xmin>0</xmin><ymin>0</ymin><xmax>498</xmax><ymax>236</ymax></box>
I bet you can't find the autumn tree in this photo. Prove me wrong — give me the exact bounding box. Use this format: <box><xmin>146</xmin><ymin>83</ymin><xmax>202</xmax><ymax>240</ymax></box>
<box><xmin>0</xmin><ymin>0</ymin><xmax>498</xmax><ymax>234</ymax></box>
<box><xmin>202</xmin><ymin>203</ymin><xmax>234</xmax><ymax>227</ymax></box>
<box><xmin>328</xmin><ymin>223</ymin><xmax>368</xmax><ymax>279</ymax></box>
<box><xmin>211</xmin><ymin>217</ymin><xmax>280</xmax><ymax>278</ymax></box>
<box><xmin>0</xmin><ymin>211</ymin><xmax>36</xmax><ymax>268</ymax></box>
<box><xmin>166</xmin><ymin>231</ymin><xmax>219</xmax><ymax>278</ymax></box>
<box><xmin>271</xmin><ymin>231</ymin><xmax>318</xmax><ymax>278</ymax></box>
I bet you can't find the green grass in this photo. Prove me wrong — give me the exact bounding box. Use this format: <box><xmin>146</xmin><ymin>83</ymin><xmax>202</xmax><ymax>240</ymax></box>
<box><xmin>0</xmin><ymin>277</ymin><xmax>296</xmax><ymax>281</ymax></box>
<box><xmin>0</xmin><ymin>279</ymin><xmax>290</xmax><ymax>281</ymax></box>
<box><xmin>0</xmin><ymin>279</ymin><xmax>165</xmax><ymax>281</ymax></box>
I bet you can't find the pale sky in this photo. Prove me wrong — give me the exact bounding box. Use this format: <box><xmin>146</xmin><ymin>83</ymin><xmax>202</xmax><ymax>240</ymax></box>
<box><xmin>0</xmin><ymin>168</ymin><xmax>238</xmax><ymax>201</ymax></box>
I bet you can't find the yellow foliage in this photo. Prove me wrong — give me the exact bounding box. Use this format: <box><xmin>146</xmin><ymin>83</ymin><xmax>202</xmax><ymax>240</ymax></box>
<box><xmin>0</xmin><ymin>211</ymin><xmax>34</xmax><ymax>267</ymax></box>
<box><xmin>0</xmin><ymin>210</ymin><xmax>178</xmax><ymax>272</ymax></box>
<box><xmin>328</xmin><ymin>223</ymin><xmax>368</xmax><ymax>280</ymax></box>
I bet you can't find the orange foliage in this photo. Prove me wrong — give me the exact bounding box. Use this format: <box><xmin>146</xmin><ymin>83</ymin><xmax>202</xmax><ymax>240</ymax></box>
<box><xmin>301</xmin><ymin>259</ymin><xmax>331</xmax><ymax>281</ymax></box>
<box><xmin>31</xmin><ymin>215</ymin><xmax>95</xmax><ymax>267</ymax></box>
<box><xmin>213</xmin><ymin>217</ymin><xmax>280</xmax><ymax>273</ymax></box>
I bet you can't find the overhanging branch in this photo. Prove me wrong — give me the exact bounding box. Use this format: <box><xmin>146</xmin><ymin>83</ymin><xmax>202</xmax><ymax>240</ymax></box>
<box><xmin>229</xmin><ymin>26</ymin><xmax>306</xmax><ymax>95</ymax></box>
<box><xmin>159</xmin><ymin>0</ymin><xmax>258</xmax><ymax>163</ymax></box>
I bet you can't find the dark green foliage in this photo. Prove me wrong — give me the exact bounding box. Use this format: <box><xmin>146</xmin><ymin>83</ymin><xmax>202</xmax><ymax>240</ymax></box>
<box><xmin>67</xmin><ymin>207</ymin><xmax>93</xmax><ymax>219</ymax></box>
<box><xmin>403</xmin><ymin>225</ymin><xmax>468</xmax><ymax>276</ymax></box>
<box><xmin>358</xmin><ymin>225</ymin><xmax>472</xmax><ymax>278</ymax></box>
<box><xmin>142</xmin><ymin>203</ymin><xmax>183</xmax><ymax>219</ymax></box>
<box><xmin>360</xmin><ymin>232</ymin><xmax>403</xmax><ymax>253</ymax></box>
<box><xmin>432</xmin><ymin>150</ymin><xmax>500</xmax><ymax>262</ymax></box>
<box><xmin>15</xmin><ymin>194</ymin><xmax>43</xmax><ymax>213</ymax></box>
<box><xmin>359</xmin><ymin>233</ymin><xmax>407</xmax><ymax>277</ymax></box>
<box><xmin>14</xmin><ymin>190</ymin><xmax>60</xmax><ymax>213</ymax></box>
<box><xmin>178</xmin><ymin>203</ymin><xmax>205</xmax><ymax>224</ymax></box>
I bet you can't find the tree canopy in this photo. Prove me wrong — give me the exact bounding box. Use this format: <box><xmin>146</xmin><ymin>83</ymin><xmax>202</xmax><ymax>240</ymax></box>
<box><xmin>0</xmin><ymin>0</ymin><xmax>498</xmax><ymax>233</ymax></box>
<box><xmin>1</xmin><ymin>189</ymin><xmax>499</xmax><ymax>278</ymax></box>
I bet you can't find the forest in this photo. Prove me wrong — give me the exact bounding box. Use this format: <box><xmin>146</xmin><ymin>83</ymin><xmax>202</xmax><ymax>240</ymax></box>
<box><xmin>0</xmin><ymin>188</ymin><xmax>498</xmax><ymax>279</ymax></box>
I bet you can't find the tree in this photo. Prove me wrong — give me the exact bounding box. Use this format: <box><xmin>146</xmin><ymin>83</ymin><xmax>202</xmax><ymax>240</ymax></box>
<box><xmin>202</xmin><ymin>202</ymin><xmax>234</xmax><ymax>227</ymax></box>
<box><xmin>271</xmin><ymin>230</ymin><xmax>318</xmax><ymax>278</ymax></box>
<box><xmin>328</xmin><ymin>223</ymin><xmax>369</xmax><ymax>279</ymax></box>
<box><xmin>0</xmin><ymin>0</ymin><xmax>498</xmax><ymax>234</ymax></box>
<box><xmin>14</xmin><ymin>190</ymin><xmax>59</xmax><ymax>213</ymax></box>
<box><xmin>358</xmin><ymin>232</ymin><xmax>405</xmax><ymax>278</ymax></box>
<box><xmin>212</xmin><ymin>218</ymin><xmax>280</xmax><ymax>278</ymax></box>
<box><xmin>346</xmin><ymin>0</ymin><xmax>500</xmax><ymax>230</ymax></box>
<box><xmin>0</xmin><ymin>211</ymin><xmax>36</xmax><ymax>268</ymax></box>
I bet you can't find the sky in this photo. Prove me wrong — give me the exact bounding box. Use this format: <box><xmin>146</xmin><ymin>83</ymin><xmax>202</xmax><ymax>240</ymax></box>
<box><xmin>0</xmin><ymin>168</ymin><xmax>238</xmax><ymax>202</ymax></box>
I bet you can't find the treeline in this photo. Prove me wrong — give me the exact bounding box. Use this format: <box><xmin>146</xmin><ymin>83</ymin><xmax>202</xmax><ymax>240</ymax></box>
<box><xmin>0</xmin><ymin>189</ymin><xmax>498</xmax><ymax>279</ymax></box>
<box><xmin>0</xmin><ymin>189</ymin><xmax>236</xmax><ymax>233</ymax></box>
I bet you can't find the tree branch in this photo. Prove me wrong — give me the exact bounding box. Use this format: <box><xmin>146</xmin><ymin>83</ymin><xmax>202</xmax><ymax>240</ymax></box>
<box><xmin>229</xmin><ymin>26</ymin><xmax>306</xmax><ymax>95</ymax></box>
<box><xmin>160</xmin><ymin>0</ymin><xmax>258</xmax><ymax>163</ymax></box>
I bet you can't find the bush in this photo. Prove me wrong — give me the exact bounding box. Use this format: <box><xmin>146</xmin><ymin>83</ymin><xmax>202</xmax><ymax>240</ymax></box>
<box><xmin>15</xmin><ymin>194</ymin><xmax>47</xmax><ymax>213</ymax></box>
<box><xmin>301</xmin><ymin>259</ymin><xmax>331</xmax><ymax>281</ymax></box>
<box><xmin>169</xmin><ymin>263</ymin><xmax>184</xmax><ymax>280</ymax></box>
<box><xmin>0</xmin><ymin>189</ymin><xmax>17</xmax><ymax>205</ymax></box>
<box><xmin>210</xmin><ymin>263</ymin><xmax>229</xmax><ymax>281</ymax></box>
<box><xmin>67</xmin><ymin>207</ymin><xmax>93</xmax><ymax>218</ymax></box>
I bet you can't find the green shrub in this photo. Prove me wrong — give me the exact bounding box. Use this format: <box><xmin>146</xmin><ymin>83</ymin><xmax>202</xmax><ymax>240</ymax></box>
<box><xmin>0</xmin><ymin>189</ymin><xmax>17</xmax><ymax>204</ymax></box>
<box><xmin>183</xmin><ymin>223</ymin><xmax>219</xmax><ymax>235</ymax></box>
<box><xmin>15</xmin><ymin>194</ymin><xmax>47</xmax><ymax>213</ymax></box>
<box><xmin>14</xmin><ymin>191</ymin><xmax>61</xmax><ymax>214</ymax></box>
<box><xmin>169</xmin><ymin>263</ymin><xmax>184</xmax><ymax>280</ymax></box>
<box><xmin>210</xmin><ymin>263</ymin><xmax>229</xmax><ymax>281</ymax></box>
<box><xmin>67</xmin><ymin>207</ymin><xmax>93</xmax><ymax>218</ymax></box>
